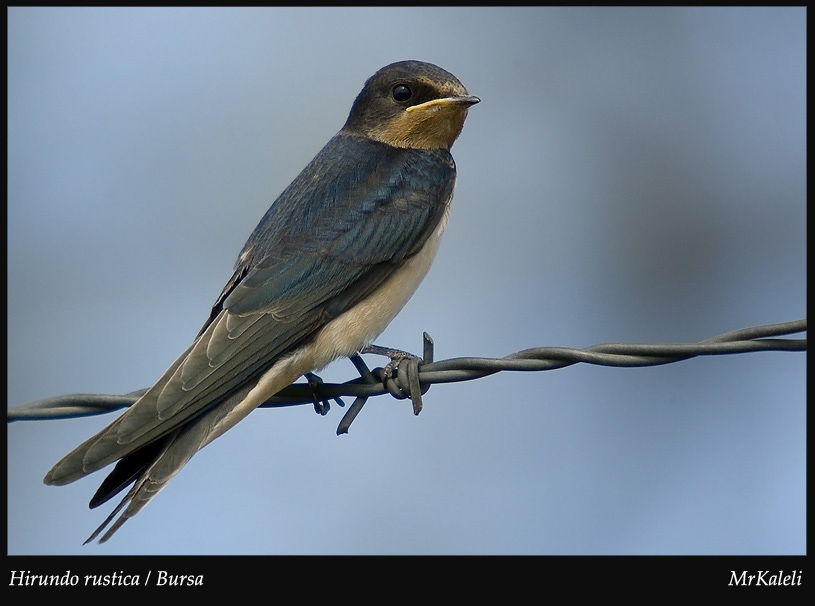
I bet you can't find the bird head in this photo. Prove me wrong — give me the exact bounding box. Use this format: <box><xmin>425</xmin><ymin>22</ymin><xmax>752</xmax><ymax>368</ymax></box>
<box><xmin>343</xmin><ymin>60</ymin><xmax>479</xmax><ymax>150</ymax></box>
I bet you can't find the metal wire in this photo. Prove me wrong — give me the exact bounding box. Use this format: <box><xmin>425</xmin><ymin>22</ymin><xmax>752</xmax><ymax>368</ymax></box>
<box><xmin>7</xmin><ymin>319</ymin><xmax>806</xmax><ymax>435</ymax></box>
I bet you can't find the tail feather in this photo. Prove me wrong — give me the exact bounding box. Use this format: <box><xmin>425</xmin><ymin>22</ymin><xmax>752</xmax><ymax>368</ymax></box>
<box><xmin>84</xmin><ymin>420</ymin><xmax>211</xmax><ymax>543</ymax></box>
<box><xmin>89</xmin><ymin>433</ymin><xmax>177</xmax><ymax>509</ymax></box>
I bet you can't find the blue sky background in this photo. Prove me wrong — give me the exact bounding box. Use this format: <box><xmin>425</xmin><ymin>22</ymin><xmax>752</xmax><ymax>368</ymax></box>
<box><xmin>8</xmin><ymin>7</ymin><xmax>805</xmax><ymax>555</ymax></box>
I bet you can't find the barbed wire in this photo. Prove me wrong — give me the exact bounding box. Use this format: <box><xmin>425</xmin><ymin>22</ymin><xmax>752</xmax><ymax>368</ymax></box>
<box><xmin>7</xmin><ymin>319</ymin><xmax>806</xmax><ymax>435</ymax></box>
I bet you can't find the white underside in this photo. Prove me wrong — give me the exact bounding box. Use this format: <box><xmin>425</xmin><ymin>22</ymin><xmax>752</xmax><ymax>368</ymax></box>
<box><xmin>205</xmin><ymin>209</ymin><xmax>449</xmax><ymax>443</ymax></box>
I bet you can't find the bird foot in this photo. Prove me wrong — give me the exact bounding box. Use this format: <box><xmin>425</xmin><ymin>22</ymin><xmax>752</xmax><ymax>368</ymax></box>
<box><xmin>360</xmin><ymin>344</ymin><xmax>421</xmax><ymax>380</ymax></box>
<box><xmin>360</xmin><ymin>334</ymin><xmax>434</xmax><ymax>416</ymax></box>
<box><xmin>304</xmin><ymin>372</ymin><xmax>344</xmax><ymax>415</ymax></box>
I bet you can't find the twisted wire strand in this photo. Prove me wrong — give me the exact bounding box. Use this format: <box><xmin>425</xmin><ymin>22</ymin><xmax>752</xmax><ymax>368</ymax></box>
<box><xmin>8</xmin><ymin>319</ymin><xmax>806</xmax><ymax>435</ymax></box>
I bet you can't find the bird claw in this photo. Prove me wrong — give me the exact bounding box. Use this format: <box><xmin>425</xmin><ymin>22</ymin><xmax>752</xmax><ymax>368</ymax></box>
<box><xmin>361</xmin><ymin>334</ymin><xmax>434</xmax><ymax>415</ymax></box>
<box><xmin>337</xmin><ymin>334</ymin><xmax>435</xmax><ymax>434</ymax></box>
<box><xmin>384</xmin><ymin>350</ymin><xmax>421</xmax><ymax>381</ymax></box>
<box><xmin>305</xmin><ymin>372</ymin><xmax>342</xmax><ymax>415</ymax></box>
<box><xmin>359</xmin><ymin>344</ymin><xmax>416</xmax><ymax>373</ymax></box>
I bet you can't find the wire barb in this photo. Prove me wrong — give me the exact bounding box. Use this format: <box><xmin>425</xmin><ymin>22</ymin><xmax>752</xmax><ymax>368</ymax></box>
<box><xmin>8</xmin><ymin>319</ymin><xmax>806</xmax><ymax>429</ymax></box>
<box><xmin>336</xmin><ymin>355</ymin><xmax>377</xmax><ymax>435</ymax></box>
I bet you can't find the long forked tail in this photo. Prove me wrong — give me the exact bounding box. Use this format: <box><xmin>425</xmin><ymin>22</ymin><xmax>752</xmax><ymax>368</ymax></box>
<box><xmin>83</xmin><ymin>422</ymin><xmax>208</xmax><ymax>543</ymax></box>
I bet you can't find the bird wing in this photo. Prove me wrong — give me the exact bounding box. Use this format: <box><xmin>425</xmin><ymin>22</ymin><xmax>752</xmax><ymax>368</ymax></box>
<box><xmin>44</xmin><ymin>136</ymin><xmax>456</xmax><ymax>488</ymax></box>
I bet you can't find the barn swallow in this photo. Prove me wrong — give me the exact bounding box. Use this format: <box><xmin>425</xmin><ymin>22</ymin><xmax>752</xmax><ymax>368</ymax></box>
<box><xmin>43</xmin><ymin>60</ymin><xmax>479</xmax><ymax>543</ymax></box>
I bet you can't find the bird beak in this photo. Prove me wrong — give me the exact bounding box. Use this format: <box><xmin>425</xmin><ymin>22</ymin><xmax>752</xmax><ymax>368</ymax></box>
<box><xmin>406</xmin><ymin>95</ymin><xmax>481</xmax><ymax>112</ymax></box>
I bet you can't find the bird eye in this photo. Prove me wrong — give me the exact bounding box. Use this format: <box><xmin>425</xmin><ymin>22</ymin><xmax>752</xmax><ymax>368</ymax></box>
<box><xmin>392</xmin><ymin>84</ymin><xmax>412</xmax><ymax>102</ymax></box>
